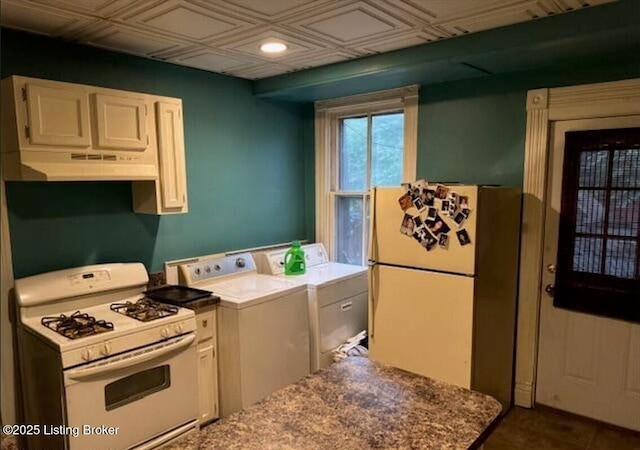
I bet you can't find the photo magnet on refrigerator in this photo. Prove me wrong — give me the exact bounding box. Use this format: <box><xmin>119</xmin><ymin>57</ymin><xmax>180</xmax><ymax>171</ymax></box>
<box><xmin>424</xmin><ymin>189</ymin><xmax>436</xmax><ymax>206</ymax></box>
<box><xmin>398</xmin><ymin>193</ymin><xmax>413</xmax><ymax>210</ymax></box>
<box><xmin>456</xmin><ymin>229</ymin><xmax>471</xmax><ymax>246</ymax></box>
<box><xmin>435</xmin><ymin>184</ymin><xmax>449</xmax><ymax>199</ymax></box>
<box><xmin>400</xmin><ymin>214</ymin><xmax>415</xmax><ymax>236</ymax></box>
<box><xmin>420</xmin><ymin>230</ymin><xmax>438</xmax><ymax>251</ymax></box>
<box><xmin>453</xmin><ymin>211</ymin><xmax>467</xmax><ymax>227</ymax></box>
<box><xmin>427</xmin><ymin>215</ymin><xmax>450</xmax><ymax>236</ymax></box>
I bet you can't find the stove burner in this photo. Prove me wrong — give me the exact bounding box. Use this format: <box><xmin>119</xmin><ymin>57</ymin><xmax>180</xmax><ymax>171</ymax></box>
<box><xmin>41</xmin><ymin>311</ymin><xmax>114</xmax><ymax>340</ymax></box>
<box><xmin>110</xmin><ymin>297</ymin><xmax>179</xmax><ymax>322</ymax></box>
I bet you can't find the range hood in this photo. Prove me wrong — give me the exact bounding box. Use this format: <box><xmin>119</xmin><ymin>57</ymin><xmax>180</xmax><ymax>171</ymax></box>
<box><xmin>1</xmin><ymin>151</ymin><xmax>158</xmax><ymax>182</ymax></box>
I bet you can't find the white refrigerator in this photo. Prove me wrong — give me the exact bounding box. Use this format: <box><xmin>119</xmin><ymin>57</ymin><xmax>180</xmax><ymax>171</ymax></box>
<box><xmin>368</xmin><ymin>184</ymin><xmax>521</xmax><ymax>409</ymax></box>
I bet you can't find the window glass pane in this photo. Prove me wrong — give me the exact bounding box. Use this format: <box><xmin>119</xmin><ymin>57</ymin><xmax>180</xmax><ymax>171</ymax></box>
<box><xmin>105</xmin><ymin>365</ymin><xmax>170</xmax><ymax>411</ymax></box>
<box><xmin>371</xmin><ymin>113</ymin><xmax>403</xmax><ymax>187</ymax></box>
<box><xmin>612</xmin><ymin>149</ymin><xmax>640</xmax><ymax>188</ymax></box>
<box><xmin>608</xmin><ymin>190</ymin><xmax>640</xmax><ymax>237</ymax></box>
<box><xmin>573</xmin><ymin>237</ymin><xmax>602</xmax><ymax>274</ymax></box>
<box><xmin>336</xmin><ymin>196</ymin><xmax>363</xmax><ymax>265</ymax></box>
<box><xmin>340</xmin><ymin>117</ymin><xmax>367</xmax><ymax>191</ymax></box>
<box><xmin>576</xmin><ymin>190</ymin><xmax>606</xmax><ymax>234</ymax></box>
<box><xmin>604</xmin><ymin>239</ymin><xmax>636</xmax><ymax>279</ymax></box>
<box><xmin>578</xmin><ymin>150</ymin><xmax>608</xmax><ymax>187</ymax></box>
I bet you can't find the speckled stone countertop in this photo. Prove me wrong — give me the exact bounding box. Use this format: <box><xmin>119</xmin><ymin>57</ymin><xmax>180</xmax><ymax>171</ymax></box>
<box><xmin>165</xmin><ymin>357</ymin><xmax>501</xmax><ymax>450</ymax></box>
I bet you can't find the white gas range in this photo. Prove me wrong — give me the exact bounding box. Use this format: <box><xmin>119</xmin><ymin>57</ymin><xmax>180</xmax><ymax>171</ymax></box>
<box><xmin>15</xmin><ymin>263</ymin><xmax>198</xmax><ymax>450</ymax></box>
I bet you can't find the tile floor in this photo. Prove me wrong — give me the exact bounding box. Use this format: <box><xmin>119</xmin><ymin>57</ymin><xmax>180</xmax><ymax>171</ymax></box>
<box><xmin>484</xmin><ymin>406</ymin><xmax>640</xmax><ymax>450</ymax></box>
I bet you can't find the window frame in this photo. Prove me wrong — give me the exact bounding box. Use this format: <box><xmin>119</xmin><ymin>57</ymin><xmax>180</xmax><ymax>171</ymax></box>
<box><xmin>314</xmin><ymin>86</ymin><xmax>419</xmax><ymax>263</ymax></box>
<box><xmin>555</xmin><ymin>127</ymin><xmax>640</xmax><ymax>322</ymax></box>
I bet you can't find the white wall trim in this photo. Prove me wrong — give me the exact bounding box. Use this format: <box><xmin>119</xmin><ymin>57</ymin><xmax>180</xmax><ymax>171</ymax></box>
<box><xmin>1</xmin><ymin>177</ymin><xmax>16</xmax><ymax>425</ymax></box>
<box><xmin>314</xmin><ymin>86</ymin><xmax>419</xmax><ymax>259</ymax></box>
<box><xmin>515</xmin><ymin>78</ymin><xmax>640</xmax><ymax>408</ymax></box>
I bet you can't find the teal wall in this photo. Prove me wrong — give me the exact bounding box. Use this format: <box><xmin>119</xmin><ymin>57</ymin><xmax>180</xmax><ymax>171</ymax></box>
<box><xmin>416</xmin><ymin>60</ymin><xmax>640</xmax><ymax>187</ymax></box>
<box><xmin>2</xmin><ymin>24</ymin><xmax>639</xmax><ymax>278</ymax></box>
<box><xmin>1</xmin><ymin>29</ymin><xmax>310</xmax><ymax>278</ymax></box>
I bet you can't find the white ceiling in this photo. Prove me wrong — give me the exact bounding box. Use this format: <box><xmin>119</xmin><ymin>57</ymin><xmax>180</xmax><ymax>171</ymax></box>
<box><xmin>0</xmin><ymin>0</ymin><xmax>616</xmax><ymax>80</ymax></box>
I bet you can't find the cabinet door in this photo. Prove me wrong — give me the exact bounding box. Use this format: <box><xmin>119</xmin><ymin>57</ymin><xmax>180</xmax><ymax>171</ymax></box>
<box><xmin>25</xmin><ymin>83</ymin><xmax>91</xmax><ymax>147</ymax></box>
<box><xmin>197</xmin><ymin>344</ymin><xmax>215</xmax><ymax>424</ymax></box>
<box><xmin>94</xmin><ymin>93</ymin><xmax>147</xmax><ymax>150</ymax></box>
<box><xmin>156</xmin><ymin>101</ymin><xmax>187</xmax><ymax>209</ymax></box>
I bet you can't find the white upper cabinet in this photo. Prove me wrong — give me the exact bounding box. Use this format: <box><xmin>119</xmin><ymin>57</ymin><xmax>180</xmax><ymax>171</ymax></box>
<box><xmin>132</xmin><ymin>99</ymin><xmax>188</xmax><ymax>215</ymax></box>
<box><xmin>156</xmin><ymin>101</ymin><xmax>186</xmax><ymax>209</ymax></box>
<box><xmin>25</xmin><ymin>83</ymin><xmax>91</xmax><ymax>148</ymax></box>
<box><xmin>2</xmin><ymin>75</ymin><xmax>189</xmax><ymax>215</ymax></box>
<box><xmin>94</xmin><ymin>93</ymin><xmax>148</xmax><ymax>150</ymax></box>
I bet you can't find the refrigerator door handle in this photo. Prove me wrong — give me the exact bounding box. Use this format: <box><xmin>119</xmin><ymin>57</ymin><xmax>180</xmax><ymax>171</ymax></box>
<box><xmin>368</xmin><ymin>265</ymin><xmax>376</xmax><ymax>340</ymax></box>
<box><xmin>368</xmin><ymin>187</ymin><xmax>377</xmax><ymax>262</ymax></box>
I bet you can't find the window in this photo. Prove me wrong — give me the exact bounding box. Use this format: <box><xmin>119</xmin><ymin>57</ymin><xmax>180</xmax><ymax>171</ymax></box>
<box><xmin>315</xmin><ymin>86</ymin><xmax>418</xmax><ymax>265</ymax></box>
<box><xmin>556</xmin><ymin>127</ymin><xmax>640</xmax><ymax>322</ymax></box>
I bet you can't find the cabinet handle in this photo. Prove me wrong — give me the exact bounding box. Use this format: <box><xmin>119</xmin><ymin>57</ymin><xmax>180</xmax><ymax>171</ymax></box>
<box><xmin>202</xmin><ymin>319</ymin><xmax>208</xmax><ymax>327</ymax></box>
<box><xmin>340</xmin><ymin>301</ymin><xmax>353</xmax><ymax>311</ymax></box>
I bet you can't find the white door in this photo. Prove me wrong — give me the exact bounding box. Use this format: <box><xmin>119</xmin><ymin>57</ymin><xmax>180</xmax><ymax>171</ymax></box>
<box><xmin>536</xmin><ymin>116</ymin><xmax>640</xmax><ymax>431</ymax></box>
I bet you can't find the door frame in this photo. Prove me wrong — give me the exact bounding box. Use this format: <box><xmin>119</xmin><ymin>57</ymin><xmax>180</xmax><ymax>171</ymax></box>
<box><xmin>515</xmin><ymin>78</ymin><xmax>640</xmax><ymax>407</ymax></box>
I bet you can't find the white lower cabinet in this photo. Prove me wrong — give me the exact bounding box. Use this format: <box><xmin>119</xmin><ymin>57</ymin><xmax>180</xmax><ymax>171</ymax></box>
<box><xmin>196</xmin><ymin>307</ymin><xmax>218</xmax><ymax>424</ymax></box>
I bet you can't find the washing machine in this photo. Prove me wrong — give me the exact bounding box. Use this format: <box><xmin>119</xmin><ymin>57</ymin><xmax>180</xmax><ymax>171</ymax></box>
<box><xmin>178</xmin><ymin>252</ymin><xmax>309</xmax><ymax>418</ymax></box>
<box><xmin>254</xmin><ymin>243</ymin><xmax>368</xmax><ymax>372</ymax></box>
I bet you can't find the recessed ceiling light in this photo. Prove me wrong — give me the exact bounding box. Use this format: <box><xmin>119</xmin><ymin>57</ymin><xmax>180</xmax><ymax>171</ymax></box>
<box><xmin>260</xmin><ymin>42</ymin><xmax>287</xmax><ymax>54</ymax></box>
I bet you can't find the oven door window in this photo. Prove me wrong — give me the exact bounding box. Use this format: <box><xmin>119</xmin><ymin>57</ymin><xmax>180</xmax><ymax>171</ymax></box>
<box><xmin>104</xmin><ymin>365</ymin><xmax>171</xmax><ymax>411</ymax></box>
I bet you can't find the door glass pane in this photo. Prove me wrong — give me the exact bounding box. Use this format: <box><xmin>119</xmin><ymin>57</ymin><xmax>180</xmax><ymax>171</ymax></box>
<box><xmin>371</xmin><ymin>113</ymin><xmax>403</xmax><ymax>187</ymax></box>
<box><xmin>608</xmin><ymin>190</ymin><xmax>639</xmax><ymax>237</ymax></box>
<box><xmin>576</xmin><ymin>190</ymin><xmax>606</xmax><ymax>234</ymax></box>
<box><xmin>578</xmin><ymin>150</ymin><xmax>608</xmax><ymax>187</ymax></box>
<box><xmin>573</xmin><ymin>237</ymin><xmax>602</xmax><ymax>274</ymax></box>
<box><xmin>604</xmin><ymin>239</ymin><xmax>636</xmax><ymax>279</ymax></box>
<box><xmin>105</xmin><ymin>365</ymin><xmax>171</xmax><ymax>411</ymax></box>
<box><xmin>611</xmin><ymin>149</ymin><xmax>640</xmax><ymax>188</ymax></box>
<box><xmin>340</xmin><ymin>117</ymin><xmax>367</xmax><ymax>191</ymax></box>
<box><xmin>336</xmin><ymin>196</ymin><xmax>363</xmax><ymax>265</ymax></box>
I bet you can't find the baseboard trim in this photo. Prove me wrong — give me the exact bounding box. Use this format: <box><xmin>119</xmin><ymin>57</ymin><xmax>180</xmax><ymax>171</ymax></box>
<box><xmin>514</xmin><ymin>381</ymin><xmax>534</xmax><ymax>408</ymax></box>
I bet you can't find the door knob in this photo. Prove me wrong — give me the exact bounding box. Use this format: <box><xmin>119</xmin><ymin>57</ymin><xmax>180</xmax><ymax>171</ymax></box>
<box><xmin>545</xmin><ymin>284</ymin><xmax>555</xmax><ymax>296</ymax></box>
<box><xmin>547</xmin><ymin>264</ymin><xmax>556</xmax><ymax>273</ymax></box>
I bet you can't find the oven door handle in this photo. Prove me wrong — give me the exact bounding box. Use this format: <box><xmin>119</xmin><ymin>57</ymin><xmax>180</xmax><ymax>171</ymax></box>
<box><xmin>66</xmin><ymin>333</ymin><xmax>196</xmax><ymax>380</ymax></box>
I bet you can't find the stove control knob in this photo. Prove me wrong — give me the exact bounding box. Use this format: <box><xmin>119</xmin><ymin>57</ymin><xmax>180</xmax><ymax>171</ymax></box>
<box><xmin>175</xmin><ymin>323</ymin><xmax>184</xmax><ymax>334</ymax></box>
<box><xmin>100</xmin><ymin>343</ymin><xmax>111</xmax><ymax>356</ymax></box>
<box><xmin>195</xmin><ymin>268</ymin><xmax>201</xmax><ymax>276</ymax></box>
<box><xmin>236</xmin><ymin>258</ymin><xmax>246</xmax><ymax>268</ymax></box>
<box><xmin>81</xmin><ymin>348</ymin><xmax>93</xmax><ymax>361</ymax></box>
<box><xmin>161</xmin><ymin>327</ymin><xmax>170</xmax><ymax>339</ymax></box>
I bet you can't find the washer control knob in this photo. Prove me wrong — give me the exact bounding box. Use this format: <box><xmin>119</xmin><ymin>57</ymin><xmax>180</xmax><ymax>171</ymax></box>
<box><xmin>100</xmin><ymin>343</ymin><xmax>111</xmax><ymax>356</ymax></box>
<box><xmin>161</xmin><ymin>327</ymin><xmax>170</xmax><ymax>338</ymax></box>
<box><xmin>81</xmin><ymin>348</ymin><xmax>93</xmax><ymax>361</ymax></box>
<box><xmin>236</xmin><ymin>258</ymin><xmax>246</xmax><ymax>268</ymax></box>
<box><xmin>175</xmin><ymin>323</ymin><xmax>184</xmax><ymax>334</ymax></box>
<box><xmin>214</xmin><ymin>264</ymin><xmax>221</xmax><ymax>271</ymax></box>
<box><xmin>205</xmin><ymin>266</ymin><xmax>211</xmax><ymax>274</ymax></box>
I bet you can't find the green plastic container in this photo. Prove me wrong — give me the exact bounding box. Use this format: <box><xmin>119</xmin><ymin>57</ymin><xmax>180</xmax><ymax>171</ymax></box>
<box><xmin>284</xmin><ymin>241</ymin><xmax>306</xmax><ymax>275</ymax></box>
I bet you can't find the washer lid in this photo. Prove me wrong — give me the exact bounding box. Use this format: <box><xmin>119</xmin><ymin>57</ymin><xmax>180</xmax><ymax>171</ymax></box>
<box><xmin>200</xmin><ymin>274</ymin><xmax>305</xmax><ymax>309</ymax></box>
<box><xmin>303</xmin><ymin>263</ymin><xmax>367</xmax><ymax>287</ymax></box>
